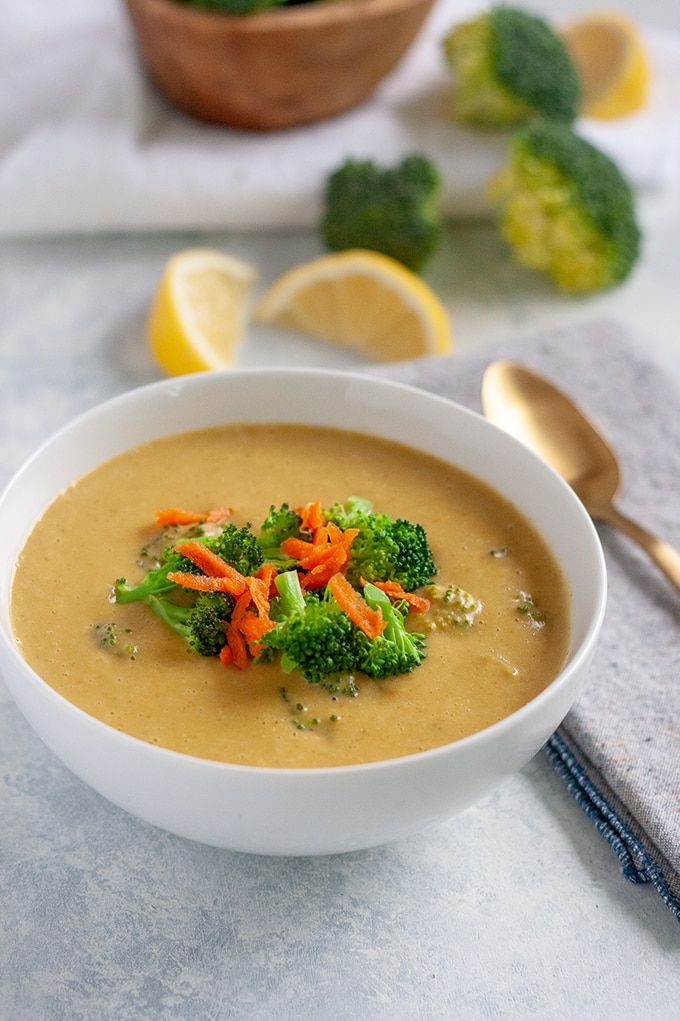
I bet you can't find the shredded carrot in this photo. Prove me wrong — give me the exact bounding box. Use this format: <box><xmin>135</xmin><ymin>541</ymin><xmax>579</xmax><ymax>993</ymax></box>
<box><xmin>173</xmin><ymin>541</ymin><xmax>248</xmax><ymax>594</ymax></box>
<box><xmin>226</xmin><ymin>624</ymin><xmax>249</xmax><ymax>669</ymax></box>
<box><xmin>300</xmin><ymin>547</ymin><xmax>348</xmax><ymax>590</ymax></box>
<box><xmin>167</xmin><ymin>571</ymin><xmax>245</xmax><ymax>595</ymax></box>
<box><xmin>365</xmin><ymin>579</ymin><xmax>431</xmax><ymax>614</ymax></box>
<box><xmin>323</xmin><ymin>521</ymin><xmax>344</xmax><ymax>543</ymax></box>
<box><xmin>247</xmin><ymin>576</ymin><xmax>271</xmax><ymax>617</ymax></box>
<box><xmin>219</xmin><ymin>644</ymin><xmax>233</xmax><ymax>666</ymax></box>
<box><xmin>204</xmin><ymin>506</ymin><xmax>232</xmax><ymax>523</ymax></box>
<box><xmin>327</xmin><ymin>573</ymin><xmax>385</xmax><ymax>639</ymax></box>
<box><xmin>281</xmin><ymin>525</ymin><xmax>358</xmax><ymax>588</ymax></box>
<box><xmin>339</xmin><ymin>526</ymin><xmax>360</xmax><ymax>551</ymax></box>
<box><xmin>154</xmin><ymin>507</ymin><xmax>205</xmax><ymax>527</ymax></box>
<box><xmin>237</xmin><ymin>612</ymin><xmax>276</xmax><ymax>654</ymax></box>
<box><xmin>297</xmin><ymin>499</ymin><xmax>325</xmax><ymax>532</ymax></box>
<box><xmin>301</xmin><ymin>543</ymin><xmax>346</xmax><ymax>568</ymax></box>
<box><xmin>231</xmin><ymin>588</ymin><xmax>254</xmax><ymax>623</ymax></box>
<box><xmin>254</xmin><ymin>562</ymin><xmax>279</xmax><ymax>596</ymax></box>
<box><xmin>280</xmin><ymin>536</ymin><xmax>315</xmax><ymax>560</ymax></box>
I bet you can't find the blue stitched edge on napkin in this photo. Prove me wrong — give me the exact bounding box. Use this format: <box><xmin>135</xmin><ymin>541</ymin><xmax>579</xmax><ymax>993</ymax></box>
<box><xmin>544</xmin><ymin>730</ymin><xmax>680</xmax><ymax>923</ymax></box>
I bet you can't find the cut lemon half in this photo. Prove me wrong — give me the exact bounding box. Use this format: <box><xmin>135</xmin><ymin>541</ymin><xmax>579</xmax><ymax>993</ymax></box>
<box><xmin>254</xmin><ymin>250</ymin><xmax>452</xmax><ymax>362</ymax></box>
<box><xmin>561</xmin><ymin>12</ymin><xmax>650</xmax><ymax>119</ymax></box>
<box><xmin>148</xmin><ymin>248</ymin><xmax>257</xmax><ymax>375</ymax></box>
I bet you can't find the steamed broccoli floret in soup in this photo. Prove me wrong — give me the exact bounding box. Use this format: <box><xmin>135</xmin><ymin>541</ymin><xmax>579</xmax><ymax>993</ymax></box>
<box><xmin>256</xmin><ymin>503</ymin><xmax>305</xmax><ymax>568</ymax></box>
<box><xmin>147</xmin><ymin>591</ymin><xmax>234</xmax><ymax>657</ymax></box>
<box><xmin>356</xmin><ymin>583</ymin><xmax>426</xmax><ymax>678</ymax></box>
<box><xmin>260</xmin><ymin>570</ymin><xmax>363</xmax><ymax>686</ymax></box>
<box><xmin>419</xmin><ymin>583</ymin><xmax>482</xmax><ymax>631</ymax></box>
<box><xmin>325</xmin><ymin>496</ymin><xmax>437</xmax><ymax>592</ymax></box>
<box><xmin>109</xmin><ymin>497</ymin><xmax>450</xmax><ymax>687</ymax></box>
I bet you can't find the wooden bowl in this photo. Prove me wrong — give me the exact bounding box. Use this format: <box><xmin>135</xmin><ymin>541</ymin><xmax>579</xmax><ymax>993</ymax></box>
<box><xmin>124</xmin><ymin>0</ymin><xmax>435</xmax><ymax>131</ymax></box>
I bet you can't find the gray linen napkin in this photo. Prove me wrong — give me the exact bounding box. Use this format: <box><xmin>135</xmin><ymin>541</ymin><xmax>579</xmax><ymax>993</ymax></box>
<box><xmin>369</xmin><ymin>319</ymin><xmax>680</xmax><ymax>922</ymax></box>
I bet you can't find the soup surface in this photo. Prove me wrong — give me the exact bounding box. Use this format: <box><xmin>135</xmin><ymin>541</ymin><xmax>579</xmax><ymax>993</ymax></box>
<box><xmin>11</xmin><ymin>424</ymin><xmax>570</xmax><ymax>768</ymax></box>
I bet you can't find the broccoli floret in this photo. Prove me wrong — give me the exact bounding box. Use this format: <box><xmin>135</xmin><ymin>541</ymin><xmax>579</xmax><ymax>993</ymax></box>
<box><xmin>262</xmin><ymin>570</ymin><xmax>361</xmax><ymax>686</ymax></box>
<box><xmin>325</xmin><ymin>497</ymin><xmax>437</xmax><ymax>591</ymax></box>
<box><xmin>257</xmin><ymin>503</ymin><xmax>304</xmax><ymax>568</ymax></box>
<box><xmin>205</xmin><ymin>522</ymin><xmax>265</xmax><ymax>576</ymax></box>
<box><xmin>147</xmin><ymin>591</ymin><xmax>234</xmax><ymax>657</ymax></box>
<box><xmin>262</xmin><ymin>572</ymin><xmax>427</xmax><ymax>685</ymax></box>
<box><xmin>514</xmin><ymin>590</ymin><xmax>546</xmax><ymax>627</ymax></box>
<box><xmin>321</xmin><ymin>154</ymin><xmax>443</xmax><ymax>273</ymax></box>
<box><xmin>357</xmin><ymin>583</ymin><xmax>426</xmax><ymax>678</ymax></box>
<box><xmin>443</xmin><ymin>6</ymin><xmax>580</xmax><ymax>128</ymax></box>
<box><xmin>114</xmin><ymin>522</ymin><xmax>263</xmax><ymax>604</ymax></box>
<box><xmin>489</xmin><ymin>121</ymin><xmax>641</xmax><ymax>292</ymax></box>
<box><xmin>114</xmin><ymin>545</ymin><xmax>201</xmax><ymax>603</ymax></box>
<box><xmin>419</xmin><ymin>583</ymin><xmax>481</xmax><ymax>631</ymax></box>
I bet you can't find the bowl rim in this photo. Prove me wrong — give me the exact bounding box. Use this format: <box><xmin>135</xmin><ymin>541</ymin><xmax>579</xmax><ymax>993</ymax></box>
<box><xmin>124</xmin><ymin>0</ymin><xmax>434</xmax><ymax>30</ymax></box>
<box><xmin>0</xmin><ymin>365</ymin><xmax>607</xmax><ymax>777</ymax></box>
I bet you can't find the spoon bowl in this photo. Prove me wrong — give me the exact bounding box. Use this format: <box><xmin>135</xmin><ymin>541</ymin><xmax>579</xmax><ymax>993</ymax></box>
<box><xmin>482</xmin><ymin>361</ymin><xmax>680</xmax><ymax>594</ymax></box>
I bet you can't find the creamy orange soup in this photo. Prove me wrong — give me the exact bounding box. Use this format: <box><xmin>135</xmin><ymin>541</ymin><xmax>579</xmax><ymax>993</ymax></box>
<box><xmin>11</xmin><ymin>424</ymin><xmax>570</xmax><ymax>768</ymax></box>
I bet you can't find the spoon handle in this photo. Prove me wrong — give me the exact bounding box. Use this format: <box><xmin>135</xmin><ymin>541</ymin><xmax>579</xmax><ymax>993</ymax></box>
<box><xmin>600</xmin><ymin>505</ymin><xmax>680</xmax><ymax>594</ymax></box>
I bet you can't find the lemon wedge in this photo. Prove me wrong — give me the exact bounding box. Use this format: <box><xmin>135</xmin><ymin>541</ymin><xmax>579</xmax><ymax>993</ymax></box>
<box><xmin>148</xmin><ymin>248</ymin><xmax>257</xmax><ymax>375</ymax></box>
<box><xmin>254</xmin><ymin>249</ymin><xmax>452</xmax><ymax>362</ymax></box>
<box><xmin>561</xmin><ymin>11</ymin><xmax>650</xmax><ymax>119</ymax></box>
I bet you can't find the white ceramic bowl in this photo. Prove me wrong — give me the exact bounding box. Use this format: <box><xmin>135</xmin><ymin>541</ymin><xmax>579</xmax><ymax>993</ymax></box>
<box><xmin>0</xmin><ymin>369</ymin><xmax>606</xmax><ymax>855</ymax></box>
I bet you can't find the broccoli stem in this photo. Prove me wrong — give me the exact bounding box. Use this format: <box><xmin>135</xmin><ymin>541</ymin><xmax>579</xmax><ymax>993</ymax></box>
<box><xmin>364</xmin><ymin>583</ymin><xmax>412</xmax><ymax>649</ymax></box>
<box><xmin>274</xmin><ymin>569</ymin><xmax>307</xmax><ymax>616</ymax></box>
<box><xmin>114</xmin><ymin>565</ymin><xmax>179</xmax><ymax>603</ymax></box>
<box><xmin>146</xmin><ymin>594</ymin><xmax>192</xmax><ymax>640</ymax></box>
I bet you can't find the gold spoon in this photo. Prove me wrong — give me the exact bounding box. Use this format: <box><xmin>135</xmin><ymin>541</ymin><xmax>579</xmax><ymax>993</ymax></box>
<box><xmin>481</xmin><ymin>360</ymin><xmax>680</xmax><ymax>594</ymax></box>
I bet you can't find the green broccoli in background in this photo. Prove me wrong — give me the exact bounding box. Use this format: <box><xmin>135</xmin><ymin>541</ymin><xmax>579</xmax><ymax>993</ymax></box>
<box><xmin>488</xmin><ymin>121</ymin><xmax>641</xmax><ymax>293</ymax></box>
<box><xmin>443</xmin><ymin>6</ymin><xmax>581</xmax><ymax>128</ymax></box>
<box><xmin>320</xmin><ymin>154</ymin><xmax>443</xmax><ymax>273</ymax></box>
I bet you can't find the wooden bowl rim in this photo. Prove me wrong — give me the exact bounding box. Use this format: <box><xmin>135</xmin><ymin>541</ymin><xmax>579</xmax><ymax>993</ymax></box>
<box><xmin>126</xmin><ymin>0</ymin><xmax>433</xmax><ymax>32</ymax></box>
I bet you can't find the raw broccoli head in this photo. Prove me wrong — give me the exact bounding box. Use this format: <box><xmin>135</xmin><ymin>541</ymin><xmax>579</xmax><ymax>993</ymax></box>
<box><xmin>443</xmin><ymin>6</ymin><xmax>581</xmax><ymax>128</ymax></box>
<box><xmin>321</xmin><ymin>154</ymin><xmax>443</xmax><ymax>273</ymax></box>
<box><xmin>489</xmin><ymin>121</ymin><xmax>641</xmax><ymax>292</ymax></box>
<box><xmin>325</xmin><ymin>497</ymin><xmax>437</xmax><ymax>591</ymax></box>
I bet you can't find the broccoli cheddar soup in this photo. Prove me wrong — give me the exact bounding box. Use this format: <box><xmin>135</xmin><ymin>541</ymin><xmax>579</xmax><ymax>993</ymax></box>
<box><xmin>10</xmin><ymin>424</ymin><xmax>570</xmax><ymax>768</ymax></box>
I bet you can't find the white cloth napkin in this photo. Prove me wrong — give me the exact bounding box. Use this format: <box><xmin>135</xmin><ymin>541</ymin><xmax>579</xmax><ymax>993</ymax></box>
<box><xmin>2</xmin><ymin>0</ymin><xmax>680</xmax><ymax>238</ymax></box>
